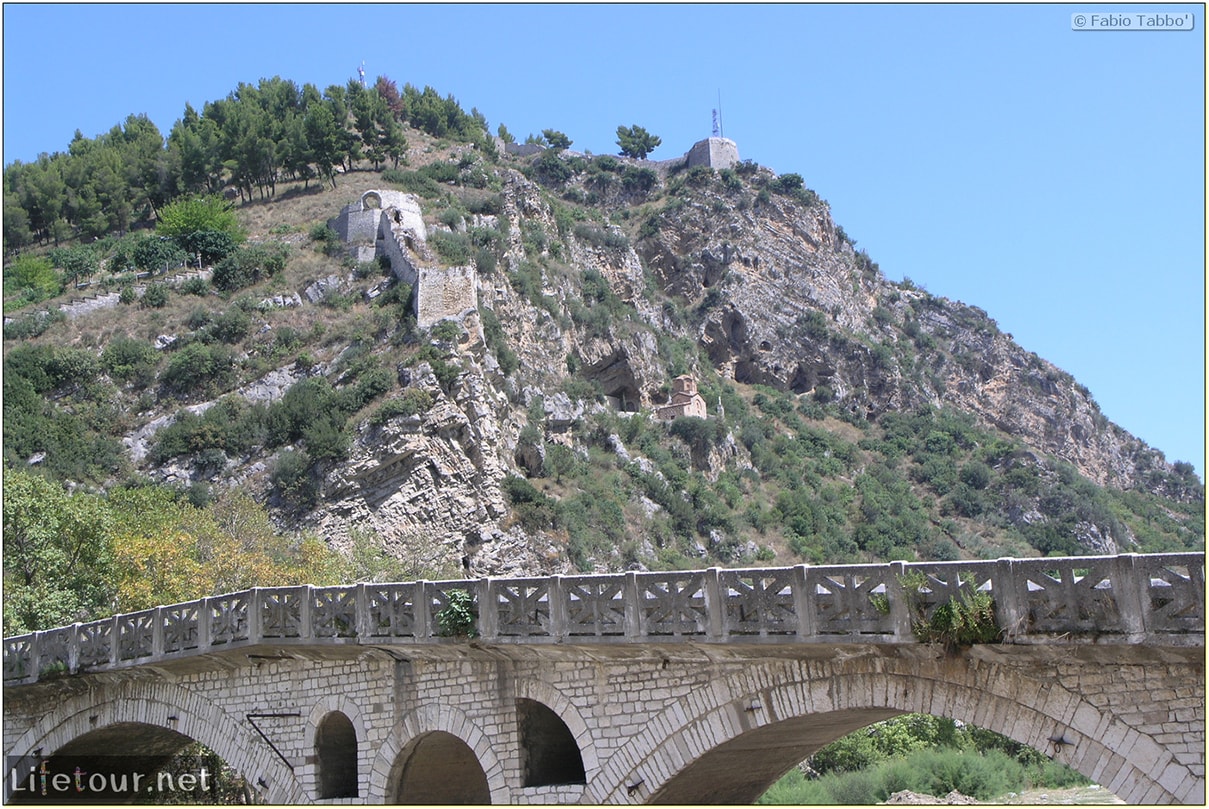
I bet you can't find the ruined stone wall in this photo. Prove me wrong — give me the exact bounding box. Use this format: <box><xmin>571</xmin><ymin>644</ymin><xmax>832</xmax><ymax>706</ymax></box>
<box><xmin>377</xmin><ymin>212</ymin><xmax>420</xmax><ymax>289</ymax></box>
<box><xmin>329</xmin><ymin>203</ymin><xmax>379</xmax><ymax>244</ymax></box>
<box><xmin>331</xmin><ymin>191</ymin><xmax>427</xmax><ymax>245</ymax></box>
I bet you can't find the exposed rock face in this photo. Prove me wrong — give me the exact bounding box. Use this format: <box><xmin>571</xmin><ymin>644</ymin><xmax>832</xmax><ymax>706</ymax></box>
<box><xmin>308</xmin><ymin>359</ymin><xmax>540</xmax><ymax>576</ymax></box>
<box><xmin>109</xmin><ymin>157</ymin><xmax>1196</xmax><ymax>578</ymax></box>
<box><xmin>637</xmin><ymin>177</ymin><xmax>1179</xmax><ymax>494</ymax></box>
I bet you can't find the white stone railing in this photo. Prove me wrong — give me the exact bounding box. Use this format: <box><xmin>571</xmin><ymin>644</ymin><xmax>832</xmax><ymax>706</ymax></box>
<box><xmin>4</xmin><ymin>553</ymin><xmax>1202</xmax><ymax>685</ymax></box>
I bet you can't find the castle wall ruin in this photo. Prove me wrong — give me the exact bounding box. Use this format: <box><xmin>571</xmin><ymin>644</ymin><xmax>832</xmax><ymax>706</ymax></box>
<box><xmin>330</xmin><ymin>190</ymin><xmax>477</xmax><ymax>328</ymax></box>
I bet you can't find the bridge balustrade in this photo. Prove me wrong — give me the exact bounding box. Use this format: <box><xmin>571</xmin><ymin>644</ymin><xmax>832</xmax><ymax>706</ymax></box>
<box><xmin>3</xmin><ymin>553</ymin><xmax>1202</xmax><ymax>686</ymax></box>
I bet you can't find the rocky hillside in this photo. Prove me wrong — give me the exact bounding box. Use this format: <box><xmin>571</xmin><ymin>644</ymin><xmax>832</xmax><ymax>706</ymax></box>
<box><xmin>3</xmin><ymin>130</ymin><xmax>1202</xmax><ymax>577</ymax></box>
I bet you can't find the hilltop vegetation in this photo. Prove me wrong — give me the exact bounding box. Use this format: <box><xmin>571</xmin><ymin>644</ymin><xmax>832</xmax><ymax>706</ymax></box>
<box><xmin>3</xmin><ymin>74</ymin><xmax>1203</xmax><ymax>636</ymax></box>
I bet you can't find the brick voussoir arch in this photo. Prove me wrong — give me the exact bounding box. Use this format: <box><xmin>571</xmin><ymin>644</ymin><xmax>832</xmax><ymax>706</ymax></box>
<box><xmin>6</xmin><ymin>679</ymin><xmax>302</xmax><ymax>804</ymax></box>
<box><xmin>367</xmin><ymin>702</ymin><xmax>507</xmax><ymax>803</ymax></box>
<box><xmin>590</xmin><ymin>656</ymin><xmax>1185</xmax><ymax>805</ymax></box>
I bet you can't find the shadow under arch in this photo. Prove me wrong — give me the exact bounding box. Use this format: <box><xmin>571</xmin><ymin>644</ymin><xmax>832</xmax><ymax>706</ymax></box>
<box><xmin>590</xmin><ymin>656</ymin><xmax>1186</xmax><ymax>804</ymax></box>
<box><xmin>371</xmin><ymin>703</ymin><xmax>505</xmax><ymax>804</ymax></box>
<box><xmin>516</xmin><ymin>698</ymin><xmax>586</xmax><ymax>787</ymax></box>
<box><xmin>7</xmin><ymin>721</ymin><xmax>198</xmax><ymax>803</ymax></box>
<box><xmin>315</xmin><ymin>711</ymin><xmax>358</xmax><ymax>799</ymax></box>
<box><xmin>5</xmin><ymin>680</ymin><xmax>301</xmax><ymax>804</ymax></box>
<box><xmin>390</xmin><ymin>731</ymin><xmax>491</xmax><ymax>804</ymax></box>
<box><xmin>512</xmin><ymin>678</ymin><xmax>599</xmax><ymax>781</ymax></box>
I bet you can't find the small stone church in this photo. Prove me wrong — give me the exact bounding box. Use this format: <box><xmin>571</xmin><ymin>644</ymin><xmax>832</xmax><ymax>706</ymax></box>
<box><xmin>655</xmin><ymin>375</ymin><xmax>708</xmax><ymax>420</ymax></box>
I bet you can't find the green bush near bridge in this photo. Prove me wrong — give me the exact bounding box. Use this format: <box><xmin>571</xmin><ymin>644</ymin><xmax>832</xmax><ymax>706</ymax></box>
<box><xmin>759</xmin><ymin>714</ymin><xmax>1090</xmax><ymax>804</ymax></box>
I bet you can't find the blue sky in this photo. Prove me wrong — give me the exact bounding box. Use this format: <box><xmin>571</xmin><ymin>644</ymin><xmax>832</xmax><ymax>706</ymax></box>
<box><xmin>3</xmin><ymin>3</ymin><xmax>1204</xmax><ymax>476</ymax></box>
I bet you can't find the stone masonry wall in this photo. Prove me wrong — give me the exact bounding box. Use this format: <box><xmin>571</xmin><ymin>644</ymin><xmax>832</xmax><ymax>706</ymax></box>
<box><xmin>376</xmin><ymin>213</ymin><xmax>420</xmax><ymax>288</ymax></box>
<box><xmin>5</xmin><ymin>644</ymin><xmax>1203</xmax><ymax>805</ymax></box>
<box><xmin>685</xmin><ymin>137</ymin><xmax>740</xmax><ymax>170</ymax></box>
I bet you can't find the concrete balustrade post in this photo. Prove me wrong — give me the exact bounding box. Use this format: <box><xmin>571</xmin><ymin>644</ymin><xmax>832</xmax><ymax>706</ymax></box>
<box><xmin>992</xmin><ymin>558</ymin><xmax>1026</xmax><ymax>640</ymax></box>
<box><xmin>355</xmin><ymin>583</ymin><xmax>370</xmax><ymax>640</ymax></box>
<box><xmin>109</xmin><ymin>614</ymin><xmax>121</xmax><ymax>667</ymax></box>
<box><xmin>1111</xmin><ymin>554</ymin><xmax>1148</xmax><ymax>638</ymax></box>
<box><xmin>248</xmin><ymin>588</ymin><xmax>263</xmax><ymax>644</ymax></box>
<box><xmin>792</xmin><ymin>565</ymin><xmax>815</xmax><ymax>639</ymax></box>
<box><xmin>704</xmin><ymin>568</ymin><xmax>724</xmax><ymax>639</ymax></box>
<box><xmin>28</xmin><ymin>632</ymin><xmax>42</xmax><ymax>683</ymax></box>
<box><xmin>152</xmin><ymin>608</ymin><xmax>165</xmax><ymax>659</ymax></box>
<box><xmin>300</xmin><ymin>586</ymin><xmax>314</xmax><ymax>640</ymax></box>
<box><xmin>549</xmin><ymin>575</ymin><xmax>568</xmax><ymax>639</ymax></box>
<box><xmin>887</xmin><ymin>561</ymin><xmax>913</xmax><ymax>640</ymax></box>
<box><xmin>624</xmin><ymin>571</ymin><xmax>642</xmax><ymax>638</ymax></box>
<box><xmin>415</xmin><ymin>582</ymin><xmax>431</xmax><ymax>640</ymax></box>
<box><xmin>477</xmin><ymin>579</ymin><xmax>497</xmax><ymax>640</ymax></box>
<box><xmin>68</xmin><ymin>623</ymin><xmax>81</xmax><ymax>674</ymax></box>
<box><xmin>197</xmin><ymin>598</ymin><xmax>211</xmax><ymax>650</ymax></box>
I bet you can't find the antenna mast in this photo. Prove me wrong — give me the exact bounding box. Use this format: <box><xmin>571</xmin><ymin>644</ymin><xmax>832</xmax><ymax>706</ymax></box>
<box><xmin>358</xmin><ymin>61</ymin><xmax>366</xmax><ymax>87</ymax></box>
<box><xmin>717</xmin><ymin>89</ymin><xmax>724</xmax><ymax>139</ymax></box>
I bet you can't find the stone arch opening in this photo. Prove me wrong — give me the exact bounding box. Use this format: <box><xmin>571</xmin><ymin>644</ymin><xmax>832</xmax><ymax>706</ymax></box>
<box><xmin>8</xmin><ymin>722</ymin><xmax>243</xmax><ymax>804</ymax></box>
<box><xmin>650</xmin><ymin>708</ymin><xmax>901</xmax><ymax>804</ymax></box>
<box><xmin>593</xmin><ymin>658</ymin><xmax>1199</xmax><ymax>805</ymax></box>
<box><xmin>315</xmin><ymin>711</ymin><xmax>358</xmax><ymax>799</ymax></box>
<box><xmin>7</xmin><ymin>681</ymin><xmax>302</xmax><ymax>804</ymax></box>
<box><xmin>392</xmin><ymin>731</ymin><xmax>491</xmax><ymax>804</ymax></box>
<box><xmin>516</xmin><ymin>698</ymin><xmax>586</xmax><ymax>787</ymax></box>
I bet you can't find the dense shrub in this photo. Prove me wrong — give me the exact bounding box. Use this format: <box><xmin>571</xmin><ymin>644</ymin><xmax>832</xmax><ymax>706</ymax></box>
<box><xmin>151</xmin><ymin>398</ymin><xmax>264</xmax><ymax>463</ymax></box>
<box><xmin>532</xmin><ymin>149</ymin><xmax>572</xmax><ymax>186</ymax></box>
<box><xmin>101</xmin><ymin>337</ymin><xmax>159</xmax><ymax>387</ymax></box>
<box><xmin>502</xmin><ymin>475</ymin><xmax>557</xmax><ymax>531</ymax></box>
<box><xmin>3</xmin><ymin>308</ymin><xmax>66</xmax><ymax>340</ymax></box>
<box><xmin>381</xmin><ymin>168</ymin><xmax>442</xmax><ymax>198</ymax></box>
<box><xmin>160</xmin><ymin>342</ymin><xmax>237</xmax><ymax>395</ymax></box>
<box><xmin>271</xmin><ymin>449</ymin><xmax>316</xmax><ymax>506</ymax></box>
<box><xmin>463</xmin><ymin>193</ymin><xmax>503</xmax><ymax>215</ymax></box>
<box><xmin>430</xmin><ymin>230</ymin><xmax>472</xmax><ymax>264</ymax></box>
<box><xmin>212</xmin><ymin>243</ymin><xmax>289</xmax><ymax>291</ymax></box>
<box><xmin>480</xmin><ymin>307</ymin><xmax>518</xmax><ymax>375</ymax></box>
<box><xmin>178</xmin><ymin>230</ymin><xmax>238</xmax><ymax>265</ymax></box>
<box><xmin>573</xmin><ymin>223</ymin><xmax>629</xmax><ymax>251</ymax></box>
<box><xmin>621</xmin><ymin>166</ymin><xmax>657</xmax><ymax>194</ymax></box>
<box><xmin>207</xmin><ymin>308</ymin><xmax>252</xmax><ymax>344</ymax></box>
<box><xmin>140</xmin><ymin>282</ymin><xmax>170</xmax><ymax>308</ymax></box>
<box><xmin>131</xmin><ymin>235</ymin><xmax>188</xmax><ymax>273</ymax></box>
<box><xmin>4</xmin><ymin>254</ymin><xmax>61</xmax><ymax>304</ymax></box>
<box><xmin>669</xmin><ymin>416</ymin><xmax>722</xmax><ymax>449</ymax></box>
<box><xmin>419</xmin><ymin>160</ymin><xmax>460</xmax><ymax>184</ymax></box>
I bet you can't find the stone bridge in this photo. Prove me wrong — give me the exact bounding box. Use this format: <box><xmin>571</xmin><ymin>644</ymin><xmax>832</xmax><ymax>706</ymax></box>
<box><xmin>3</xmin><ymin>553</ymin><xmax>1203</xmax><ymax>804</ymax></box>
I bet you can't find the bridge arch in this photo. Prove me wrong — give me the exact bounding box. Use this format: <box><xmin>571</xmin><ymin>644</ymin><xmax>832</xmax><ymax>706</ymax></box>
<box><xmin>303</xmin><ymin>697</ymin><xmax>365</xmax><ymax>800</ymax></box>
<box><xmin>590</xmin><ymin>655</ymin><xmax>1200</xmax><ymax>804</ymax></box>
<box><xmin>369</xmin><ymin>703</ymin><xmax>505</xmax><ymax>803</ymax></box>
<box><xmin>513</xmin><ymin>678</ymin><xmax>599</xmax><ymax>781</ymax></box>
<box><xmin>4</xmin><ymin>679</ymin><xmax>301</xmax><ymax>804</ymax></box>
